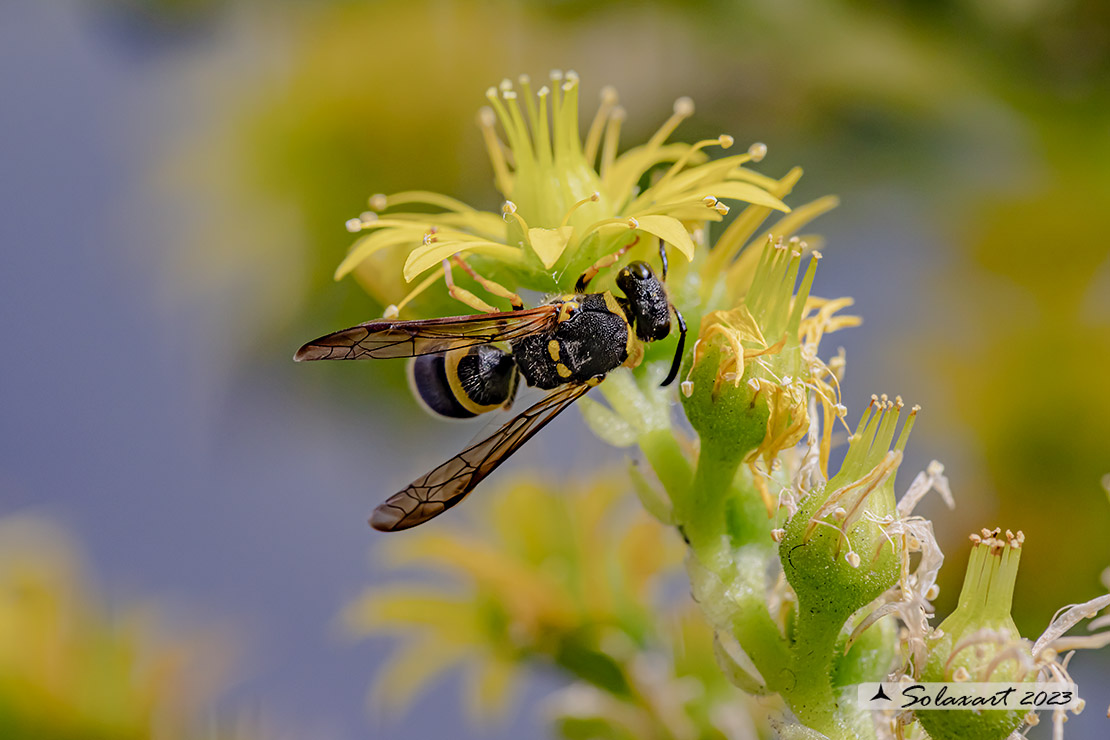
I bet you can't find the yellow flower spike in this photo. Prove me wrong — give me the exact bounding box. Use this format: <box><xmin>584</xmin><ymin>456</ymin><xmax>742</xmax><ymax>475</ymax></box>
<box><xmin>724</xmin><ymin>195</ymin><xmax>840</xmax><ymax>300</ymax></box>
<box><xmin>334</xmin><ymin>74</ymin><xmax>791</xmax><ymax>297</ymax></box>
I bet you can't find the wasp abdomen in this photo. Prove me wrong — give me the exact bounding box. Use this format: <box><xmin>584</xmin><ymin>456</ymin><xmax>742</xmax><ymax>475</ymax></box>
<box><xmin>408</xmin><ymin>345</ymin><xmax>518</xmax><ymax>419</ymax></box>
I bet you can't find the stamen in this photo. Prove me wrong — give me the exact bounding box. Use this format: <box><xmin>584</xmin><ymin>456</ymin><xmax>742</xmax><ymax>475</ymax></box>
<box><xmin>502</xmin><ymin>200</ymin><xmax>531</xmax><ymax>236</ymax></box>
<box><xmin>748</xmin><ymin>142</ymin><xmax>767</xmax><ymax>161</ymax></box>
<box><xmin>560</xmin><ymin>192</ymin><xmax>600</xmax><ymax>228</ymax></box>
<box><xmin>600</xmin><ymin>106</ymin><xmax>625</xmax><ymax>178</ymax></box>
<box><xmin>583</xmin><ymin>86</ymin><xmax>619</xmax><ymax>167</ymax></box>
<box><xmin>477</xmin><ymin>107</ymin><xmax>513</xmax><ymax>196</ymax></box>
<box><xmin>646</xmin><ymin>96</ymin><xmax>694</xmax><ymax>150</ymax></box>
<box><xmin>533</xmin><ymin>85</ymin><xmax>553</xmax><ymax>169</ymax></box>
<box><xmin>555</xmin><ymin>73</ymin><xmax>582</xmax><ymax>161</ymax></box>
<box><xmin>650</xmin><ymin>135</ymin><xmax>738</xmax><ymax>195</ymax></box>
<box><xmin>517</xmin><ymin>74</ymin><xmax>538</xmax><ymax>132</ymax></box>
<box><xmin>369</xmin><ymin>191</ymin><xmax>477</xmax><ymax>214</ymax></box>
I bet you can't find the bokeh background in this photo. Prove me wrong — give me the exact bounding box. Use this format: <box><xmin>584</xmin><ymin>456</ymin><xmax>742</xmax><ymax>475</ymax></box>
<box><xmin>2</xmin><ymin>0</ymin><xmax>1108</xmax><ymax>737</ymax></box>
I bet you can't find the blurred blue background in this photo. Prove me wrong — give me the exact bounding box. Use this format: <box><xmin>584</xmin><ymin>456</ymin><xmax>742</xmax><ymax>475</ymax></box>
<box><xmin>2</xmin><ymin>0</ymin><xmax>1107</xmax><ymax>738</ymax></box>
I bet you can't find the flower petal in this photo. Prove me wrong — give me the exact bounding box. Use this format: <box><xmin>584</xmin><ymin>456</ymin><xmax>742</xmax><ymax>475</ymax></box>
<box><xmin>528</xmin><ymin>226</ymin><xmax>574</xmax><ymax>269</ymax></box>
<box><xmin>706</xmin><ymin>181</ymin><xmax>790</xmax><ymax>212</ymax></box>
<box><xmin>632</xmin><ymin>215</ymin><xmax>696</xmax><ymax>260</ymax></box>
<box><xmin>336</xmin><ymin>228</ymin><xmax>424</xmax><ymax>279</ymax></box>
<box><xmin>403</xmin><ymin>240</ymin><xmax>524</xmax><ymax>282</ymax></box>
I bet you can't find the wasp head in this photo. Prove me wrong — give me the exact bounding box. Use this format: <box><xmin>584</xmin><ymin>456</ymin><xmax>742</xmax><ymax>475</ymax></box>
<box><xmin>616</xmin><ymin>261</ymin><xmax>672</xmax><ymax>343</ymax></box>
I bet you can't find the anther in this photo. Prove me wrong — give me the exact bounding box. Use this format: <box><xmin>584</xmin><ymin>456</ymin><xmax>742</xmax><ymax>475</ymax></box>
<box><xmin>369</xmin><ymin>194</ymin><xmax>388</xmax><ymax>211</ymax></box>
<box><xmin>345</xmin><ymin>218</ymin><xmax>363</xmax><ymax>233</ymax></box>
<box><xmin>478</xmin><ymin>106</ymin><xmax>496</xmax><ymax>127</ymax></box>
<box><xmin>952</xmin><ymin>666</ymin><xmax>970</xmax><ymax>682</ymax></box>
<box><xmin>748</xmin><ymin>142</ymin><xmax>767</xmax><ymax>161</ymax></box>
<box><xmin>499</xmin><ymin>78</ymin><xmax>513</xmax><ymax>92</ymax></box>
<box><xmin>626</xmin><ymin>217</ymin><xmax>640</xmax><ymax>229</ymax></box>
<box><xmin>382</xmin><ymin>304</ymin><xmax>399</xmax><ymax>319</ymax></box>
<box><xmin>714</xmin><ymin>202</ymin><xmax>730</xmax><ymax>215</ymax></box>
<box><xmin>718</xmin><ymin>134</ymin><xmax>734</xmax><ymax>148</ymax></box>
<box><xmin>846</xmin><ymin>551</ymin><xmax>861</xmax><ymax>568</ymax></box>
<box><xmin>502</xmin><ymin>201</ymin><xmax>518</xmax><ymax>215</ymax></box>
<box><xmin>600</xmin><ymin>85</ymin><xmax>618</xmax><ymax>104</ymax></box>
<box><xmin>673</xmin><ymin>96</ymin><xmax>694</xmax><ymax>116</ymax></box>
<box><xmin>771</xmin><ymin>528</ymin><xmax>785</xmax><ymax>543</ymax></box>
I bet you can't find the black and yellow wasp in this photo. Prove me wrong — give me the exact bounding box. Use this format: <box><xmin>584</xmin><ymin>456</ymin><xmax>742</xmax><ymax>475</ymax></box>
<box><xmin>295</xmin><ymin>250</ymin><xmax>686</xmax><ymax>532</ymax></box>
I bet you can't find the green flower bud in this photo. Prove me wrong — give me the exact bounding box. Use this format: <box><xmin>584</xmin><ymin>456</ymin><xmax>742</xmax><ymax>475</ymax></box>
<box><xmin>781</xmin><ymin>396</ymin><xmax>915</xmax><ymax>619</ymax></box>
<box><xmin>917</xmin><ymin>529</ymin><xmax>1032</xmax><ymax>740</ymax></box>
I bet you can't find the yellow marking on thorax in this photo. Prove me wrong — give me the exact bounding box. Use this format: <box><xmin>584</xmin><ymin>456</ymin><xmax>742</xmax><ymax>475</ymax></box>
<box><xmin>547</xmin><ymin>340</ymin><xmax>561</xmax><ymax>361</ymax></box>
<box><xmin>557</xmin><ymin>299</ymin><xmax>580</xmax><ymax>323</ymax></box>
<box><xmin>600</xmin><ymin>290</ymin><xmax>644</xmax><ymax>370</ymax></box>
<box><xmin>556</xmin><ymin>363</ymin><xmax>572</xmax><ymax>378</ymax></box>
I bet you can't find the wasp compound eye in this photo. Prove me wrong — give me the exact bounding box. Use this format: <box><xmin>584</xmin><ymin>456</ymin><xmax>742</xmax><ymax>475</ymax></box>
<box><xmin>627</xmin><ymin>261</ymin><xmax>652</xmax><ymax>280</ymax></box>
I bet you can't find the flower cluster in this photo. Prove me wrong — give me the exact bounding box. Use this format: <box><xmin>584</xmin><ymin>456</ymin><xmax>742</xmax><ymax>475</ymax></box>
<box><xmin>332</xmin><ymin>74</ymin><xmax>1110</xmax><ymax>740</ymax></box>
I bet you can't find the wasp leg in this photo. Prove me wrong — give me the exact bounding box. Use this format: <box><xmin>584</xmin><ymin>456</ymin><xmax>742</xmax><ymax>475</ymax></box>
<box><xmin>442</xmin><ymin>258</ymin><xmax>497</xmax><ymax>313</ymax></box>
<box><xmin>451</xmin><ymin>254</ymin><xmax>525</xmax><ymax>310</ymax></box>
<box><xmin>574</xmin><ymin>235</ymin><xmax>641</xmax><ymax>293</ymax></box>
<box><xmin>659</xmin><ymin>241</ymin><xmax>669</xmax><ymax>281</ymax></box>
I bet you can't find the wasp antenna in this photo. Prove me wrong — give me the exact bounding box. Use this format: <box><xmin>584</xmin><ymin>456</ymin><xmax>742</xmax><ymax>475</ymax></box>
<box><xmin>661</xmin><ymin>305</ymin><xmax>687</xmax><ymax>387</ymax></box>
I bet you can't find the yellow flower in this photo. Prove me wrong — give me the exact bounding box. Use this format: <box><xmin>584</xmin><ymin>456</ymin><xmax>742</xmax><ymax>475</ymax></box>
<box><xmin>681</xmin><ymin>238</ymin><xmax>859</xmax><ymax>511</ymax></box>
<box><xmin>0</xmin><ymin>515</ymin><xmax>254</xmax><ymax>740</ymax></box>
<box><xmin>335</xmin><ymin>72</ymin><xmax>793</xmax><ymax>315</ymax></box>
<box><xmin>342</xmin><ymin>471</ymin><xmax>683</xmax><ymax>721</ymax></box>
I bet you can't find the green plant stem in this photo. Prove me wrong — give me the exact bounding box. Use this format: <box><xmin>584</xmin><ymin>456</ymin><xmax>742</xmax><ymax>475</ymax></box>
<box><xmin>680</xmin><ymin>440</ymin><xmax>740</xmax><ymax>569</ymax></box>
<box><xmin>729</xmin><ymin>548</ymin><xmax>792</xmax><ymax>691</ymax></box>
<box><xmin>638</xmin><ymin>428</ymin><xmax>693</xmax><ymax>507</ymax></box>
<box><xmin>787</xmin><ymin>603</ymin><xmax>851</xmax><ymax>738</ymax></box>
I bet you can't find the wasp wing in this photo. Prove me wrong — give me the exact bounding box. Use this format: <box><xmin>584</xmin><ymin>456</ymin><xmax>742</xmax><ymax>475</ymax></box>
<box><xmin>369</xmin><ymin>382</ymin><xmax>593</xmax><ymax>531</ymax></box>
<box><xmin>294</xmin><ymin>306</ymin><xmax>558</xmax><ymax>361</ymax></box>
